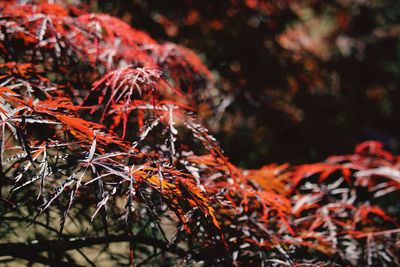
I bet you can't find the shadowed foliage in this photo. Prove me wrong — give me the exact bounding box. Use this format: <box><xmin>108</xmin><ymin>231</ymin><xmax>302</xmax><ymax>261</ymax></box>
<box><xmin>1</xmin><ymin>1</ymin><xmax>400</xmax><ymax>266</ymax></box>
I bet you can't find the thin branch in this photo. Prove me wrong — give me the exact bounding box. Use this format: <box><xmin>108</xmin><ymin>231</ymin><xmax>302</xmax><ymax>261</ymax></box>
<box><xmin>0</xmin><ymin>234</ymin><xmax>192</xmax><ymax>260</ymax></box>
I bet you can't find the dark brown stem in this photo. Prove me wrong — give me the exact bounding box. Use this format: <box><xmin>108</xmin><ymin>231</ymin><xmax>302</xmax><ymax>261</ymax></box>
<box><xmin>0</xmin><ymin>233</ymin><xmax>193</xmax><ymax>262</ymax></box>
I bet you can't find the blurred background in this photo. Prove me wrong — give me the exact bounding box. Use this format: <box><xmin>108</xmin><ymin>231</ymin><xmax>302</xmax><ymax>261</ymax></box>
<box><xmin>85</xmin><ymin>0</ymin><xmax>400</xmax><ymax>168</ymax></box>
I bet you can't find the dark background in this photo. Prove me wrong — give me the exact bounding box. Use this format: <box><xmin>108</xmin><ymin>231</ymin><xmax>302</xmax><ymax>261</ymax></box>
<box><xmin>92</xmin><ymin>0</ymin><xmax>400</xmax><ymax>168</ymax></box>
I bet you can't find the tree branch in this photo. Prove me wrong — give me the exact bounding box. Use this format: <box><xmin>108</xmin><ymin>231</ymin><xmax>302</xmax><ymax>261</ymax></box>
<box><xmin>0</xmin><ymin>233</ymin><xmax>192</xmax><ymax>261</ymax></box>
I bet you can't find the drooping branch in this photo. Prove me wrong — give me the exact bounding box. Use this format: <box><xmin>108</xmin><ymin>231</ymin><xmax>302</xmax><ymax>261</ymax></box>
<box><xmin>0</xmin><ymin>233</ymin><xmax>195</xmax><ymax>261</ymax></box>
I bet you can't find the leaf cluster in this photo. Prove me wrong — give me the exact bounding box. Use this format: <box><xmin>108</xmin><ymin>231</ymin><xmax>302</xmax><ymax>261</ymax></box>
<box><xmin>0</xmin><ymin>1</ymin><xmax>400</xmax><ymax>266</ymax></box>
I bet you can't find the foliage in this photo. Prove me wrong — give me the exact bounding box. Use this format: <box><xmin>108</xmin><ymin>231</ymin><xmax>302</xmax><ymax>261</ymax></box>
<box><xmin>0</xmin><ymin>1</ymin><xmax>400</xmax><ymax>266</ymax></box>
<box><xmin>98</xmin><ymin>0</ymin><xmax>400</xmax><ymax>167</ymax></box>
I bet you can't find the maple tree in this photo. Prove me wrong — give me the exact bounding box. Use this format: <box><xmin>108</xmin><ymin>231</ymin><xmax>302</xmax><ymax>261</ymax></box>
<box><xmin>1</xmin><ymin>1</ymin><xmax>400</xmax><ymax>266</ymax></box>
<box><xmin>103</xmin><ymin>0</ymin><xmax>400</xmax><ymax>167</ymax></box>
